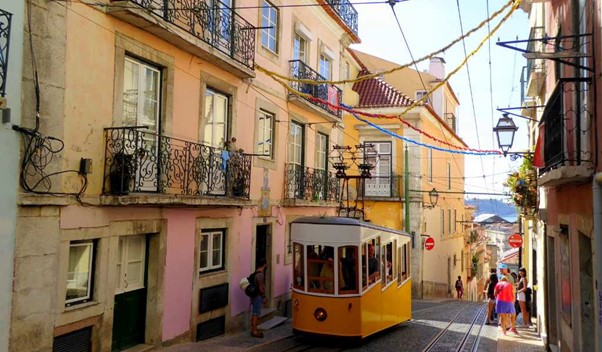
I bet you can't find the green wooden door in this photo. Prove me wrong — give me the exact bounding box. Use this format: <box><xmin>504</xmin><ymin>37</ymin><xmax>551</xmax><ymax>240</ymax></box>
<box><xmin>112</xmin><ymin>235</ymin><xmax>147</xmax><ymax>351</ymax></box>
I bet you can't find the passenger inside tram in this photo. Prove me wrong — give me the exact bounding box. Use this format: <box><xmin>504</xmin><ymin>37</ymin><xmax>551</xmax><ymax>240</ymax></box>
<box><xmin>340</xmin><ymin>246</ymin><xmax>357</xmax><ymax>291</ymax></box>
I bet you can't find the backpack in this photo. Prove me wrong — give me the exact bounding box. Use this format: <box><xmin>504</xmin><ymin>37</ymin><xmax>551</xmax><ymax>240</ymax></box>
<box><xmin>239</xmin><ymin>271</ymin><xmax>260</xmax><ymax>298</ymax></box>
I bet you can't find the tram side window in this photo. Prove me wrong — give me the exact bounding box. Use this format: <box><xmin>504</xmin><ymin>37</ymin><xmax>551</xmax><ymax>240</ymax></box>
<box><xmin>397</xmin><ymin>245</ymin><xmax>402</xmax><ymax>284</ymax></box>
<box><xmin>382</xmin><ymin>242</ymin><xmax>393</xmax><ymax>285</ymax></box>
<box><xmin>293</xmin><ymin>243</ymin><xmax>304</xmax><ymax>290</ymax></box>
<box><xmin>307</xmin><ymin>245</ymin><xmax>335</xmax><ymax>294</ymax></box>
<box><xmin>362</xmin><ymin>238</ymin><xmax>380</xmax><ymax>290</ymax></box>
<box><xmin>392</xmin><ymin>240</ymin><xmax>398</xmax><ymax>282</ymax></box>
<box><xmin>338</xmin><ymin>246</ymin><xmax>358</xmax><ymax>294</ymax></box>
<box><xmin>401</xmin><ymin>243</ymin><xmax>409</xmax><ymax>281</ymax></box>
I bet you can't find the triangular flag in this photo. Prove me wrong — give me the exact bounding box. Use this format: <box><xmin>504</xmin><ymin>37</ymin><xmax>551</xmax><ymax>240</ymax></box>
<box><xmin>532</xmin><ymin>123</ymin><xmax>545</xmax><ymax>168</ymax></box>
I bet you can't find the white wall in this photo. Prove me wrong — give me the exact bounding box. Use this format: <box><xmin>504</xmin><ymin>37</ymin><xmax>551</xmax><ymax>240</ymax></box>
<box><xmin>0</xmin><ymin>0</ymin><xmax>24</xmax><ymax>350</ymax></box>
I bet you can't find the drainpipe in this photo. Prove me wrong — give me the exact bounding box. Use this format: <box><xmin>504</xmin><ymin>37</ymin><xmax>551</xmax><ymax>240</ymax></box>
<box><xmin>592</xmin><ymin>173</ymin><xmax>602</xmax><ymax>352</ymax></box>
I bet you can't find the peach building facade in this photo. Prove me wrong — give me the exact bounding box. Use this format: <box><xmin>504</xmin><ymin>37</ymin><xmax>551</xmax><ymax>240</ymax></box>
<box><xmin>9</xmin><ymin>0</ymin><xmax>359</xmax><ymax>350</ymax></box>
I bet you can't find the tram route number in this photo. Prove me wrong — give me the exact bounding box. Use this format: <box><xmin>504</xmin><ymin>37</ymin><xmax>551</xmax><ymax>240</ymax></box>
<box><xmin>425</xmin><ymin>237</ymin><xmax>435</xmax><ymax>251</ymax></box>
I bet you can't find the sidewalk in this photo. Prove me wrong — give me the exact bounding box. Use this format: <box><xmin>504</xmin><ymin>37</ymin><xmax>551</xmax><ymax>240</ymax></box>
<box><xmin>160</xmin><ymin>319</ymin><xmax>294</xmax><ymax>352</ymax></box>
<box><xmin>497</xmin><ymin>324</ymin><xmax>545</xmax><ymax>352</ymax></box>
<box><xmin>160</xmin><ymin>316</ymin><xmax>545</xmax><ymax>352</ymax></box>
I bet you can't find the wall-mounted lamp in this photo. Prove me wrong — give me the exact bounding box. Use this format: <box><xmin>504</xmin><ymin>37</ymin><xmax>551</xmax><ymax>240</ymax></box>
<box><xmin>493</xmin><ymin>114</ymin><xmax>533</xmax><ymax>158</ymax></box>
<box><xmin>427</xmin><ymin>188</ymin><xmax>439</xmax><ymax>208</ymax></box>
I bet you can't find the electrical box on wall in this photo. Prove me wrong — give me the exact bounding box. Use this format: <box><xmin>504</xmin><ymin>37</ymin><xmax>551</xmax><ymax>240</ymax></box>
<box><xmin>79</xmin><ymin>158</ymin><xmax>92</xmax><ymax>174</ymax></box>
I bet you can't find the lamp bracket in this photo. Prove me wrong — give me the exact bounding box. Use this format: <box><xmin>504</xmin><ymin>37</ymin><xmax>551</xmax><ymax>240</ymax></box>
<box><xmin>496</xmin><ymin>106</ymin><xmax>544</xmax><ymax>122</ymax></box>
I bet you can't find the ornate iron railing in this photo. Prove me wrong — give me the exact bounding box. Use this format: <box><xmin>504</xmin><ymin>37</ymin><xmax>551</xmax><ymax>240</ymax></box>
<box><xmin>0</xmin><ymin>9</ymin><xmax>12</xmax><ymax>97</ymax></box>
<box><xmin>123</xmin><ymin>0</ymin><xmax>255</xmax><ymax>69</ymax></box>
<box><xmin>541</xmin><ymin>77</ymin><xmax>593</xmax><ymax>172</ymax></box>
<box><xmin>361</xmin><ymin>175</ymin><xmax>401</xmax><ymax>198</ymax></box>
<box><xmin>289</xmin><ymin>60</ymin><xmax>342</xmax><ymax>119</ymax></box>
<box><xmin>324</xmin><ymin>0</ymin><xmax>358</xmax><ymax>35</ymax></box>
<box><xmin>284</xmin><ymin>164</ymin><xmax>339</xmax><ymax>203</ymax></box>
<box><xmin>103</xmin><ymin>127</ymin><xmax>251</xmax><ymax>198</ymax></box>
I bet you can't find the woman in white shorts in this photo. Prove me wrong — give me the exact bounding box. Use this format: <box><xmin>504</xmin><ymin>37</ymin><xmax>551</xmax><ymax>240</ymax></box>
<box><xmin>516</xmin><ymin>267</ymin><xmax>531</xmax><ymax>327</ymax></box>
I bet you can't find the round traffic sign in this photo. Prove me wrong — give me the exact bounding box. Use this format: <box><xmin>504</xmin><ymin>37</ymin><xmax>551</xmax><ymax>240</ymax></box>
<box><xmin>509</xmin><ymin>233</ymin><xmax>523</xmax><ymax>248</ymax></box>
<box><xmin>425</xmin><ymin>237</ymin><xmax>435</xmax><ymax>251</ymax></box>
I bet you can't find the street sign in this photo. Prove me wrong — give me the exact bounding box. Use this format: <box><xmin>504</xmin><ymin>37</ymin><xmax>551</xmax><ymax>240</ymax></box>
<box><xmin>509</xmin><ymin>233</ymin><xmax>523</xmax><ymax>248</ymax></box>
<box><xmin>425</xmin><ymin>237</ymin><xmax>435</xmax><ymax>251</ymax></box>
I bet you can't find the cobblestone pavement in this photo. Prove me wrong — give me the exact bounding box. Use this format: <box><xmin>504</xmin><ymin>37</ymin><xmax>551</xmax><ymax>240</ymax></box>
<box><xmin>158</xmin><ymin>300</ymin><xmax>545</xmax><ymax>352</ymax></box>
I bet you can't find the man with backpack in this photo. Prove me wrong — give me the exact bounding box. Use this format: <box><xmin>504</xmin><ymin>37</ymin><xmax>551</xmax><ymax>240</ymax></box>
<box><xmin>250</xmin><ymin>258</ymin><xmax>268</xmax><ymax>338</ymax></box>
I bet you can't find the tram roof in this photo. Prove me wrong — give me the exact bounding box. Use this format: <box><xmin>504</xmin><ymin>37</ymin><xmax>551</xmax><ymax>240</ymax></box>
<box><xmin>291</xmin><ymin>216</ymin><xmax>411</xmax><ymax>238</ymax></box>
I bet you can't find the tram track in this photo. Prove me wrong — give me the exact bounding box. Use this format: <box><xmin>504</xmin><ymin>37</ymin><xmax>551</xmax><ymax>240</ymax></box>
<box><xmin>420</xmin><ymin>303</ymin><xmax>487</xmax><ymax>352</ymax></box>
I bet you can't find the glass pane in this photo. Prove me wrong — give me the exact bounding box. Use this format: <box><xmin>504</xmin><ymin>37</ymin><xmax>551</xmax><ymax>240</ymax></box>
<box><xmin>127</xmin><ymin>261</ymin><xmax>142</xmax><ymax>285</ymax></box>
<box><xmin>365</xmin><ymin>239</ymin><xmax>380</xmax><ymax>286</ymax></box>
<box><xmin>212</xmin><ymin>248</ymin><xmax>221</xmax><ymax>267</ymax></box>
<box><xmin>200</xmin><ymin>251</ymin><xmax>208</xmax><ymax>270</ymax></box>
<box><xmin>293</xmin><ymin>243</ymin><xmax>304</xmax><ymax>290</ymax></box>
<box><xmin>339</xmin><ymin>246</ymin><xmax>358</xmax><ymax>294</ymax></box>
<box><xmin>200</xmin><ymin>234</ymin><xmax>208</xmax><ymax>251</ymax></box>
<box><xmin>128</xmin><ymin>236</ymin><xmax>144</xmax><ymax>261</ymax></box>
<box><xmin>66</xmin><ymin>243</ymin><xmax>93</xmax><ymax>302</ymax></box>
<box><xmin>384</xmin><ymin>242</ymin><xmax>393</xmax><ymax>283</ymax></box>
<box><xmin>123</xmin><ymin>59</ymin><xmax>139</xmax><ymax>126</ymax></box>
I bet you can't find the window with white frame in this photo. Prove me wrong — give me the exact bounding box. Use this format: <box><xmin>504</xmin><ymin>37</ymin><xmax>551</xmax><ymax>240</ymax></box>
<box><xmin>319</xmin><ymin>54</ymin><xmax>331</xmax><ymax>79</ymax></box>
<box><xmin>200</xmin><ymin>230</ymin><xmax>225</xmax><ymax>273</ymax></box>
<box><xmin>416</xmin><ymin>90</ymin><xmax>431</xmax><ymax>105</ymax></box>
<box><xmin>448</xmin><ymin>209</ymin><xmax>452</xmax><ymax>235</ymax></box>
<box><xmin>261</xmin><ymin>0</ymin><xmax>278</xmax><ymax>52</ymax></box>
<box><xmin>365</xmin><ymin>142</ymin><xmax>392</xmax><ymax>197</ymax></box>
<box><xmin>316</xmin><ymin>133</ymin><xmax>328</xmax><ymax>170</ymax></box>
<box><xmin>344</xmin><ymin>61</ymin><xmax>350</xmax><ymax>80</ymax></box>
<box><xmin>257</xmin><ymin>109</ymin><xmax>274</xmax><ymax>158</ymax></box>
<box><xmin>440</xmin><ymin>209</ymin><xmax>445</xmax><ymax>239</ymax></box>
<box><xmin>204</xmin><ymin>88</ymin><xmax>229</xmax><ymax>148</ymax></box>
<box><xmin>288</xmin><ymin>122</ymin><xmax>304</xmax><ymax>166</ymax></box>
<box><xmin>293</xmin><ymin>33</ymin><xmax>307</xmax><ymax>62</ymax></box>
<box><xmin>66</xmin><ymin>241</ymin><xmax>95</xmax><ymax>306</ymax></box>
<box><xmin>454</xmin><ymin>209</ymin><xmax>457</xmax><ymax>232</ymax></box>
<box><xmin>115</xmin><ymin>235</ymin><xmax>146</xmax><ymax>294</ymax></box>
<box><xmin>123</xmin><ymin>57</ymin><xmax>161</xmax><ymax>130</ymax></box>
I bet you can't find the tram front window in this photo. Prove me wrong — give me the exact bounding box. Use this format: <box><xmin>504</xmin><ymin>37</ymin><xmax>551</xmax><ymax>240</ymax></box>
<box><xmin>293</xmin><ymin>243</ymin><xmax>304</xmax><ymax>290</ymax></box>
<box><xmin>307</xmin><ymin>245</ymin><xmax>335</xmax><ymax>294</ymax></box>
<box><xmin>338</xmin><ymin>246</ymin><xmax>358</xmax><ymax>294</ymax></box>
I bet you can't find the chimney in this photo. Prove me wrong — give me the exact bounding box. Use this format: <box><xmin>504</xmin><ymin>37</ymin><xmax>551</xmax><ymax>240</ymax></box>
<box><xmin>428</xmin><ymin>57</ymin><xmax>446</xmax><ymax>80</ymax></box>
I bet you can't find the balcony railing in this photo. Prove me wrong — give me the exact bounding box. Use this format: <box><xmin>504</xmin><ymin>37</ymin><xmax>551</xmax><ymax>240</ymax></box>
<box><xmin>324</xmin><ymin>0</ymin><xmax>358</xmax><ymax>36</ymax></box>
<box><xmin>361</xmin><ymin>175</ymin><xmax>401</xmax><ymax>198</ymax></box>
<box><xmin>540</xmin><ymin>77</ymin><xmax>593</xmax><ymax>173</ymax></box>
<box><xmin>103</xmin><ymin>127</ymin><xmax>251</xmax><ymax>198</ymax></box>
<box><xmin>117</xmin><ymin>0</ymin><xmax>255</xmax><ymax>70</ymax></box>
<box><xmin>284</xmin><ymin>164</ymin><xmax>340</xmax><ymax>203</ymax></box>
<box><xmin>289</xmin><ymin>60</ymin><xmax>342</xmax><ymax>119</ymax></box>
<box><xmin>0</xmin><ymin>8</ymin><xmax>12</xmax><ymax>97</ymax></box>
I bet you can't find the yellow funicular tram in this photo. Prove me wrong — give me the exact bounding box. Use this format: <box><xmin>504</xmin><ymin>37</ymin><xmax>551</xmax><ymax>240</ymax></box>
<box><xmin>291</xmin><ymin>216</ymin><xmax>412</xmax><ymax>339</ymax></box>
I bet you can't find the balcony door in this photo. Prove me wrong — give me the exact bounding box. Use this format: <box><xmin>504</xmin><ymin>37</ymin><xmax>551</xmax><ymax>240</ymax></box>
<box><xmin>203</xmin><ymin>88</ymin><xmax>229</xmax><ymax>195</ymax></box>
<box><xmin>365</xmin><ymin>142</ymin><xmax>392</xmax><ymax>197</ymax></box>
<box><xmin>314</xmin><ymin>133</ymin><xmax>328</xmax><ymax>200</ymax></box>
<box><xmin>287</xmin><ymin>122</ymin><xmax>304</xmax><ymax>198</ymax></box>
<box><xmin>123</xmin><ymin>57</ymin><xmax>161</xmax><ymax>192</ymax></box>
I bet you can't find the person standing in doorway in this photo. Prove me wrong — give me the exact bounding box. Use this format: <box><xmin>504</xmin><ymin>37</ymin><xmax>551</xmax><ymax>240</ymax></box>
<box><xmin>455</xmin><ymin>276</ymin><xmax>464</xmax><ymax>299</ymax></box>
<box><xmin>250</xmin><ymin>258</ymin><xmax>268</xmax><ymax>338</ymax></box>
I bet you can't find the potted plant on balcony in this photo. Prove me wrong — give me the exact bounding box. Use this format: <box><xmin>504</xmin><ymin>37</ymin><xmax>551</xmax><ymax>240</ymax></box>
<box><xmin>109</xmin><ymin>151</ymin><xmax>134</xmax><ymax>195</ymax></box>
<box><xmin>504</xmin><ymin>157</ymin><xmax>537</xmax><ymax>216</ymax></box>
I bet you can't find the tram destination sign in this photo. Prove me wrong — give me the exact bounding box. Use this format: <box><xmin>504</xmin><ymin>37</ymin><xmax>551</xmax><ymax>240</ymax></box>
<box><xmin>509</xmin><ymin>233</ymin><xmax>523</xmax><ymax>248</ymax></box>
<box><xmin>425</xmin><ymin>237</ymin><xmax>435</xmax><ymax>251</ymax></box>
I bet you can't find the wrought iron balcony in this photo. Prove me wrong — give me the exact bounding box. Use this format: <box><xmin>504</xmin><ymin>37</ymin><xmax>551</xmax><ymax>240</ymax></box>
<box><xmin>538</xmin><ymin>78</ymin><xmax>593</xmax><ymax>185</ymax></box>
<box><xmin>103</xmin><ymin>127</ymin><xmax>251</xmax><ymax>198</ymax></box>
<box><xmin>0</xmin><ymin>8</ymin><xmax>12</xmax><ymax>97</ymax></box>
<box><xmin>289</xmin><ymin>60</ymin><xmax>342</xmax><ymax>119</ymax></box>
<box><xmin>324</xmin><ymin>0</ymin><xmax>358</xmax><ymax>36</ymax></box>
<box><xmin>361</xmin><ymin>175</ymin><xmax>401</xmax><ymax>198</ymax></box>
<box><xmin>109</xmin><ymin>0</ymin><xmax>255</xmax><ymax>72</ymax></box>
<box><xmin>284</xmin><ymin>164</ymin><xmax>340</xmax><ymax>203</ymax></box>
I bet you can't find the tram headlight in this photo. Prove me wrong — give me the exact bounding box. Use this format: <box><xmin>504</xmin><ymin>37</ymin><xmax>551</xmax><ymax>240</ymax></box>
<box><xmin>313</xmin><ymin>307</ymin><xmax>328</xmax><ymax>322</ymax></box>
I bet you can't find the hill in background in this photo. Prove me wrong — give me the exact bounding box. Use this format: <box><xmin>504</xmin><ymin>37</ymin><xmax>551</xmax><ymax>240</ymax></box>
<box><xmin>465</xmin><ymin>198</ymin><xmax>517</xmax><ymax>223</ymax></box>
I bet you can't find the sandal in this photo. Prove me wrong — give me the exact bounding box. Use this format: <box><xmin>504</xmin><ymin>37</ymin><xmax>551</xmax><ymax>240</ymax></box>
<box><xmin>251</xmin><ymin>331</ymin><xmax>264</xmax><ymax>338</ymax></box>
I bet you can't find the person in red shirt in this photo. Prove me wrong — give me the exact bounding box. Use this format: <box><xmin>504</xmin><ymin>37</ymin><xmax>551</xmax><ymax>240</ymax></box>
<box><xmin>495</xmin><ymin>276</ymin><xmax>517</xmax><ymax>335</ymax></box>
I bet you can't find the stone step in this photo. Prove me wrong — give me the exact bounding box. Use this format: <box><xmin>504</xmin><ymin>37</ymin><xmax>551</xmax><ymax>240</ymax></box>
<box><xmin>257</xmin><ymin>316</ymin><xmax>288</xmax><ymax>331</ymax></box>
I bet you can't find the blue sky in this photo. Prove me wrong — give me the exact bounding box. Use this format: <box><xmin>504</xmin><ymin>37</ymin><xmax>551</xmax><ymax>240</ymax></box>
<box><xmin>351</xmin><ymin>0</ymin><xmax>530</xmax><ymax>200</ymax></box>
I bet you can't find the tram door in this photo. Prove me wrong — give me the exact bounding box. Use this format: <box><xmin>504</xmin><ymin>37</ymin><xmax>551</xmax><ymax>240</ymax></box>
<box><xmin>256</xmin><ymin>224</ymin><xmax>272</xmax><ymax>300</ymax></box>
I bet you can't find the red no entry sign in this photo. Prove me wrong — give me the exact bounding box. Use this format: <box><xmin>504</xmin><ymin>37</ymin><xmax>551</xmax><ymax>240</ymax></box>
<box><xmin>425</xmin><ymin>237</ymin><xmax>435</xmax><ymax>251</ymax></box>
<box><xmin>509</xmin><ymin>233</ymin><xmax>523</xmax><ymax>248</ymax></box>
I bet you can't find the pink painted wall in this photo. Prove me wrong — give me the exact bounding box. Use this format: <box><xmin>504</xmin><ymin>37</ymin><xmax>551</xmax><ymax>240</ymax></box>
<box><xmin>162</xmin><ymin>210</ymin><xmax>195</xmax><ymax>341</ymax></box>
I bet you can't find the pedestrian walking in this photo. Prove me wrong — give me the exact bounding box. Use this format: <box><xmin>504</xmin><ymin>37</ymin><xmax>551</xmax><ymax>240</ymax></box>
<box><xmin>495</xmin><ymin>276</ymin><xmax>517</xmax><ymax>335</ymax></box>
<box><xmin>517</xmin><ymin>267</ymin><xmax>532</xmax><ymax>327</ymax></box>
<box><xmin>498</xmin><ymin>263</ymin><xmax>518</xmax><ymax>333</ymax></box>
<box><xmin>250</xmin><ymin>258</ymin><xmax>268</xmax><ymax>338</ymax></box>
<box><xmin>455</xmin><ymin>276</ymin><xmax>464</xmax><ymax>299</ymax></box>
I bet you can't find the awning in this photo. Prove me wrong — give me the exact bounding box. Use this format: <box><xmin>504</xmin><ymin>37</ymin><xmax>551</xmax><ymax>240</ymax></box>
<box><xmin>498</xmin><ymin>247</ymin><xmax>519</xmax><ymax>264</ymax></box>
